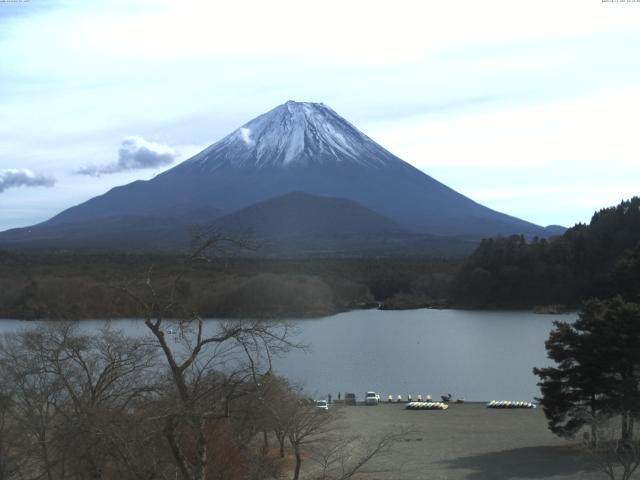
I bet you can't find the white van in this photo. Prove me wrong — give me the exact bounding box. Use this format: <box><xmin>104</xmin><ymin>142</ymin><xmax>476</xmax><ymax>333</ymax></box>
<box><xmin>365</xmin><ymin>392</ymin><xmax>379</xmax><ymax>405</ymax></box>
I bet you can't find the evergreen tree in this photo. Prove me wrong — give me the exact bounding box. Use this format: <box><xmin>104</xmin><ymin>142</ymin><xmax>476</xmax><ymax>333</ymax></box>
<box><xmin>534</xmin><ymin>297</ymin><xmax>640</xmax><ymax>444</ymax></box>
<box><xmin>455</xmin><ymin>197</ymin><xmax>640</xmax><ymax>308</ymax></box>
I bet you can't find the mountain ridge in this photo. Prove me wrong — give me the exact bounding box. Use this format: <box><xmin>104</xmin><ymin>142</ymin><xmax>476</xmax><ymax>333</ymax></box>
<box><xmin>0</xmin><ymin>100</ymin><xmax>564</xmax><ymax>253</ymax></box>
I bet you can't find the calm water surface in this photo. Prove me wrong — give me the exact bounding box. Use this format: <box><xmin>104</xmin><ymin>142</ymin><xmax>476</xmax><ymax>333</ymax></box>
<box><xmin>0</xmin><ymin>309</ymin><xmax>575</xmax><ymax>402</ymax></box>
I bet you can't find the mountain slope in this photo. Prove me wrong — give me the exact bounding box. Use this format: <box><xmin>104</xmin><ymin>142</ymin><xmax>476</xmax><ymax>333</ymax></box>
<box><xmin>212</xmin><ymin>191</ymin><xmax>409</xmax><ymax>238</ymax></box>
<box><xmin>209</xmin><ymin>191</ymin><xmax>478</xmax><ymax>257</ymax></box>
<box><xmin>0</xmin><ymin>215</ymin><xmax>195</xmax><ymax>252</ymax></box>
<box><xmin>0</xmin><ymin>100</ymin><xmax>560</xmax><ymax>253</ymax></box>
<box><xmin>0</xmin><ymin>192</ymin><xmax>479</xmax><ymax>256</ymax></box>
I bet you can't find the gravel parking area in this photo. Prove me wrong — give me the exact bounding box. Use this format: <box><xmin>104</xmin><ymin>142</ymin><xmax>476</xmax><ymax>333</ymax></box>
<box><xmin>328</xmin><ymin>402</ymin><xmax>603</xmax><ymax>480</ymax></box>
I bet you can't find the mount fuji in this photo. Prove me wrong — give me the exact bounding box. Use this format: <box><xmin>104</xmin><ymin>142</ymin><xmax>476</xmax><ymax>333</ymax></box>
<box><xmin>0</xmin><ymin>101</ymin><xmax>563</xmax><ymax>254</ymax></box>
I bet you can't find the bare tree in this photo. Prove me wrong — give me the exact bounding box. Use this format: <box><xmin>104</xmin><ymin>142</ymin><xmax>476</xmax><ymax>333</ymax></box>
<box><xmin>0</xmin><ymin>381</ymin><xmax>23</xmax><ymax>480</ymax></box>
<box><xmin>286</xmin><ymin>399</ymin><xmax>335</xmax><ymax>480</ymax></box>
<box><xmin>0</xmin><ymin>323</ymin><xmax>159</xmax><ymax>480</ymax></box>
<box><xmin>278</xmin><ymin>393</ymin><xmax>408</xmax><ymax>480</ymax></box>
<box><xmin>117</xmin><ymin>233</ymin><xmax>301</xmax><ymax>480</ymax></box>
<box><xmin>588</xmin><ymin>419</ymin><xmax>640</xmax><ymax>480</ymax></box>
<box><xmin>310</xmin><ymin>430</ymin><xmax>407</xmax><ymax>480</ymax></box>
<box><xmin>0</xmin><ymin>327</ymin><xmax>66</xmax><ymax>479</ymax></box>
<box><xmin>45</xmin><ymin>324</ymin><xmax>157</xmax><ymax>479</ymax></box>
<box><xmin>258</xmin><ymin>375</ymin><xmax>298</xmax><ymax>459</ymax></box>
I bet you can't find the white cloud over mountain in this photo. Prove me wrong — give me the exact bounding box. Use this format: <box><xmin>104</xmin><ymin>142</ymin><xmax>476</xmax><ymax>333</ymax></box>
<box><xmin>0</xmin><ymin>169</ymin><xmax>55</xmax><ymax>193</ymax></box>
<box><xmin>76</xmin><ymin>136</ymin><xmax>177</xmax><ymax>176</ymax></box>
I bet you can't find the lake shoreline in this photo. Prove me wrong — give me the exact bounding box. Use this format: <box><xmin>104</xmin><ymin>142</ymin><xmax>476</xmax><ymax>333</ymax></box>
<box><xmin>0</xmin><ymin>303</ymin><xmax>577</xmax><ymax>322</ymax></box>
<box><xmin>0</xmin><ymin>309</ymin><xmax>572</xmax><ymax>401</ymax></box>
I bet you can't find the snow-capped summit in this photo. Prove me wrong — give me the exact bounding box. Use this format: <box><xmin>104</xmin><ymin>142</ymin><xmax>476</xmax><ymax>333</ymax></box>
<box><xmin>184</xmin><ymin>101</ymin><xmax>403</xmax><ymax>170</ymax></box>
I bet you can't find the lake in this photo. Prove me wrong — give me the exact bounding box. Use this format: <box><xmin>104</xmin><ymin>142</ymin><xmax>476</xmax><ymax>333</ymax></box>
<box><xmin>0</xmin><ymin>309</ymin><xmax>574</xmax><ymax>402</ymax></box>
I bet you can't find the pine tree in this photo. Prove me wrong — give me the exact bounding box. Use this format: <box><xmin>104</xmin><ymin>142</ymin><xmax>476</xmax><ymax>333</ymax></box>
<box><xmin>534</xmin><ymin>297</ymin><xmax>640</xmax><ymax>444</ymax></box>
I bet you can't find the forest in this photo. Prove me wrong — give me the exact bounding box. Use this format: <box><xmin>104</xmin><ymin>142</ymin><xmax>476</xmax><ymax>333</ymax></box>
<box><xmin>1</xmin><ymin>197</ymin><xmax>638</xmax><ymax>320</ymax></box>
<box><xmin>453</xmin><ymin>197</ymin><xmax>640</xmax><ymax>309</ymax></box>
<box><xmin>0</xmin><ymin>251</ymin><xmax>457</xmax><ymax>320</ymax></box>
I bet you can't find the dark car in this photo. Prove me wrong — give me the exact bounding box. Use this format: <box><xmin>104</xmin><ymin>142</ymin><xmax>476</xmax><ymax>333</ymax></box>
<box><xmin>345</xmin><ymin>393</ymin><xmax>357</xmax><ymax>405</ymax></box>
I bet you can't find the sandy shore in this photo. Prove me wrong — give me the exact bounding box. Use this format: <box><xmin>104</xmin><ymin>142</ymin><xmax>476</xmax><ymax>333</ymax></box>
<box><xmin>322</xmin><ymin>402</ymin><xmax>603</xmax><ymax>480</ymax></box>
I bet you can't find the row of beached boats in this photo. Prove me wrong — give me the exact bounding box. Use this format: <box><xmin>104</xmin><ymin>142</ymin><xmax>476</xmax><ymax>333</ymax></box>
<box><xmin>405</xmin><ymin>401</ymin><xmax>449</xmax><ymax>410</ymax></box>
<box><xmin>386</xmin><ymin>394</ymin><xmax>439</xmax><ymax>402</ymax></box>
<box><xmin>486</xmin><ymin>400</ymin><xmax>536</xmax><ymax>409</ymax></box>
<box><xmin>403</xmin><ymin>400</ymin><xmax>538</xmax><ymax>411</ymax></box>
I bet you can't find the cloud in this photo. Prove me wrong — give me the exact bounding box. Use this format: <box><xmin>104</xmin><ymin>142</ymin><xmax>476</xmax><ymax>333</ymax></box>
<box><xmin>0</xmin><ymin>168</ymin><xmax>55</xmax><ymax>193</ymax></box>
<box><xmin>368</xmin><ymin>88</ymin><xmax>640</xmax><ymax>169</ymax></box>
<box><xmin>238</xmin><ymin>127</ymin><xmax>254</xmax><ymax>146</ymax></box>
<box><xmin>76</xmin><ymin>136</ymin><xmax>178</xmax><ymax>176</ymax></box>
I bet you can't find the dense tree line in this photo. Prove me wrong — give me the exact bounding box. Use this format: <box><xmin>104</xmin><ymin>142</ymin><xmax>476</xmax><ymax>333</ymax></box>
<box><xmin>453</xmin><ymin>197</ymin><xmax>640</xmax><ymax>308</ymax></box>
<box><xmin>0</xmin><ymin>253</ymin><xmax>458</xmax><ymax>320</ymax></box>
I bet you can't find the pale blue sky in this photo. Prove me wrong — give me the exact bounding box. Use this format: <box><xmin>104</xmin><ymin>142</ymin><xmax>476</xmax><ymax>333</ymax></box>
<box><xmin>1</xmin><ymin>0</ymin><xmax>639</xmax><ymax>230</ymax></box>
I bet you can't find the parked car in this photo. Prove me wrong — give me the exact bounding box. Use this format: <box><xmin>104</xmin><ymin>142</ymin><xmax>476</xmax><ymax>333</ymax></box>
<box><xmin>315</xmin><ymin>399</ymin><xmax>329</xmax><ymax>411</ymax></box>
<box><xmin>365</xmin><ymin>392</ymin><xmax>379</xmax><ymax>405</ymax></box>
<box><xmin>344</xmin><ymin>393</ymin><xmax>357</xmax><ymax>405</ymax></box>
